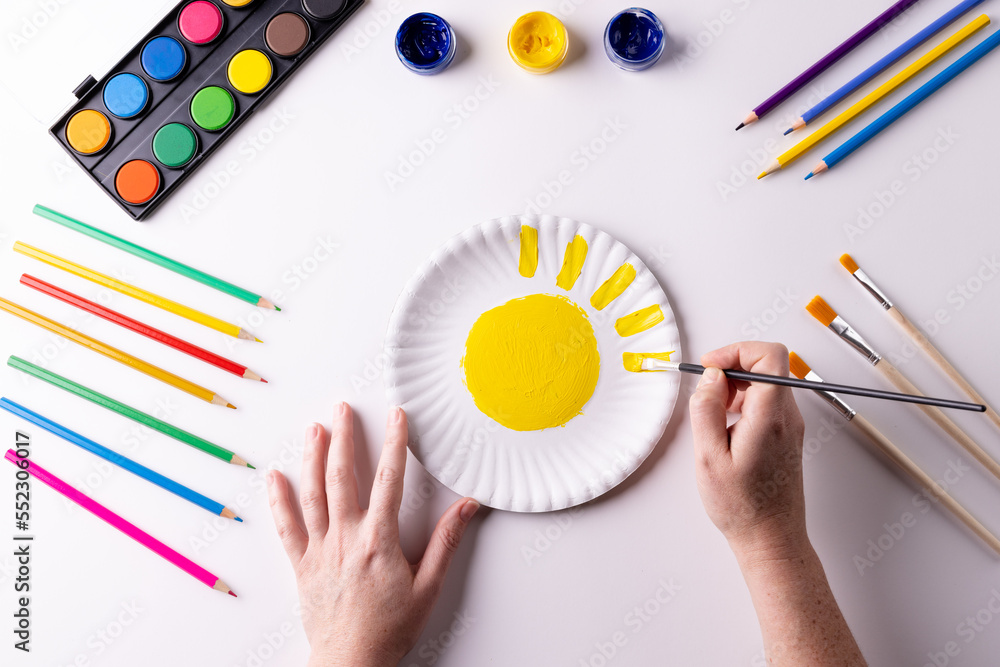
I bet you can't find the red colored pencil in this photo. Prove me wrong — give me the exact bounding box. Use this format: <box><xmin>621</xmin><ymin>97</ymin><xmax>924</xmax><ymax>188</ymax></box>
<box><xmin>21</xmin><ymin>274</ymin><xmax>266</xmax><ymax>382</ymax></box>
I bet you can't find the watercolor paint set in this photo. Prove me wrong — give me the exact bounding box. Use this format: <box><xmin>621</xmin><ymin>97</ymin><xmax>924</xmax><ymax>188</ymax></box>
<box><xmin>47</xmin><ymin>0</ymin><xmax>361</xmax><ymax>220</ymax></box>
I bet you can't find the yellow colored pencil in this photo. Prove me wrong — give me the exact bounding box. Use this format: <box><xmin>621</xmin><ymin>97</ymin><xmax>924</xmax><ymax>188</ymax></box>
<box><xmin>0</xmin><ymin>297</ymin><xmax>235</xmax><ymax>409</ymax></box>
<box><xmin>13</xmin><ymin>242</ymin><xmax>259</xmax><ymax>342</ymax></box>
<box><xmin>758</xmin><ymin>14</ymin><xmax>990</xmax><ymax>179</ymax></box>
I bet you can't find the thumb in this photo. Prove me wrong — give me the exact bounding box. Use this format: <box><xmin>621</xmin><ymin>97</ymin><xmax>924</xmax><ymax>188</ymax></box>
<box><xmin>416</xmin><ymin>498</ymin><xmax>479</xmax><ymax>597</ymax></box>
<box><xmin>688</xmin><ymin>367</ymin><xmax>731</xmax><ymax>459</ymax></box>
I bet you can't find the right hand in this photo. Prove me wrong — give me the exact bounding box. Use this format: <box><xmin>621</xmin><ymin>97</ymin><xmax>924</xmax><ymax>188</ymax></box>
<box><xmin>687</xmin><ymin>342</ymin><xmax>808</xmax><ymax>563</ymax></box>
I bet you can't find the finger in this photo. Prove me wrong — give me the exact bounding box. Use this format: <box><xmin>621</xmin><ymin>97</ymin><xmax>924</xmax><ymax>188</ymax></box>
<box><xmin>701</xmin><ymin>342</ymin><xmax>790</xmax><ymax>414</ymax></box>
<box><xmin>327</xmin><ymin>402</ymin><xmax>360</xmax><ymax>520</ymax></box>
<box><xmin>267</xmin><ymin>470</ymin><xmax>307</xmax><ymax>563</ymax></box>
<box><xmin>368</xmin><ymin>407</ymin><xmax>409</xmax><ymax>537</ymax></box>
<box><xmin>688</xmin><ymin>366</ymin><xmax>732</xmax><ymax>461</ymax></box>
<box><xmin>299</xmin><ymin>422</ymin><xmax>330</xmax><ymax>537</ymax></box>
<box><xmin>415</xmin><ymin>497</ymin><xmax>479</xmax><ymax>599</ymax></box>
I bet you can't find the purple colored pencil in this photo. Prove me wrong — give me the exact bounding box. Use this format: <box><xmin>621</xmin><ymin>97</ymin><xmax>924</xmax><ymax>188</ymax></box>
<box><xmin>736</xmin><ymin>0</ymin><xmax>923</xmax><ymax>130</ymax></box>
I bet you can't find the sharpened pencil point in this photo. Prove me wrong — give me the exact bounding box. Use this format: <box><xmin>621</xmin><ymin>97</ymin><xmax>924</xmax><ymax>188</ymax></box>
<box><xmin>783</xmin><ymin>127</ymin><xmax>792</xmax><ymax>136</ymax></box>
<box><xmin>757</xmin><ymin>171</ymin><xmax>766</xmax><ymax>180</ymax></box>
<box><xmin>735</xmin><ymin>122</ymin><xmax>744</xmax><ymax>131</ymax></box>
<box><xmin>235</xmin><ymin>516</ymin><xmax>243</xmax><ymax>522</ymax></box>
<box><xmin>229</xmin><ymin>591</ymin><xmax>237</xmax><ymax>598</ymax></box>
<box><xmin>804</xmin><ymin>172</ymin><xmax>814</xmax><ymax>181</ymax></box>
<box><xmin>274</xmin><ymin>306</ymin><xmax>281</xmax><ymax>312</ymax></box>
<box><xmin>227</xmin><ymin>403</ymin><xmax>236</xmax><ymax>410</ymax></box>
<box><xmin>254</xmin><ymin>337</ymin><xmax>263</xmax><ymax>343</ymax></box>
<box><xmin>260</xmin><ymin>378</ymin><xmax>268</xmax><ymax>383</ymax></box>
<box><xmin>247</xmin><ymin>464</ymin><xmax>256</xmax><ymax>470</ymax></box>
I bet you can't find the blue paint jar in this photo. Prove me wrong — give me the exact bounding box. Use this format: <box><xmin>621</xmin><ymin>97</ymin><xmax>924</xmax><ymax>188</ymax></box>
<box><xmin>395</xmin><ymin>13</ymin><xmax>456</xmax><ymax>75</ymax></box>
<box><xmin>604</xmin><ymin>8</ymin><xmax>665</xmax><ymax>72</ymax></box>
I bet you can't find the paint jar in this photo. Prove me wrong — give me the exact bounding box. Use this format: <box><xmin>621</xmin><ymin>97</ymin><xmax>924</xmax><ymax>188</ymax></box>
<box><xmin>508</xmin><ymin>11</ymin><xmax>569</xmax><ymax>74</ymax></box>
<box><xmin>604</xmin><ymin>8</ymin><xmax>664</xmax><ymax>71</ymax></box>
<box><xmin>395</xmin><ymin>13</ymin><xmax>457</xmax><ymax>75</ymax></box>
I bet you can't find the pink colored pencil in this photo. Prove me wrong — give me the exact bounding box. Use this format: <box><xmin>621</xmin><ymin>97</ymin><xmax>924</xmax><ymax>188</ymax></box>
<box><xmin>4</xmin><ymin>450</ymin><xmax>236</xmax><ymax>596</ymax></box>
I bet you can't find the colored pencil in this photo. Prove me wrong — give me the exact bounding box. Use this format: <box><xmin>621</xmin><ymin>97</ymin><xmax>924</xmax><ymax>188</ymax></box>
<box><xmin>21</xmin><ymin>274</ymin><xmax>266</xmax><ymax>382</ymax></box>
<box><xmin>839</xmin><ymin>254</ymin><xmax>1000</xmax><ymax>432</ymax></box>
<box><xmin>736</xmin><ymin>0</ymin><xmax>922</xmax><ymax>130</ymax></box>
<box><xmin>633</xmin><ymin>359</ymin><xmax>984</xmax><ymax>412</ymax></box>
<box><xmin>0</xmin><ymin>296</ymin><xmax>234</xmax><ymax>408</ymax></box>
<box><xmin>759</xmin><ymin>14</ymin><xmax>989</xmax><ymax>178</ymax></box>
<box><xmin>789</xmin><ymin>352</ymin><xmax>1000</xmax><ymax>555</ymax></box>
<box><xmin>807</xmin><ymin>28</ymin><xmax>1000</xmax><ymax>178</ymax></box>
<box><xmin>784</xmin><ymin>0</ymin><xmax>986</xmax><ymax>134</ymax></box>
<box><xmin>33</xmin><ymin>205</ymin><xmax>279</xmax><ymax>311</ymax></box>
<box><xmin>805</xmin><ymin>295</ymin><xmax>1000</xmax><ymax>482</ymax></box>
<box><xmin>3</xmin><ymin>450</ymin><xmax>237</xmax><ymax>595</ymax></box>
<box><xmin>7</xmin><ymin>356</ymin><xmax>254</xmax><ymax>468</ymax></box>
<box><xmin>0</xmin><ymin>399</ymin><xmax>241</xmax><ymax>521</ymax></box>
<box><xmin>12</xmin><ymin>242</ymin><xmax>260</xmax><ymax>342</ymax></box>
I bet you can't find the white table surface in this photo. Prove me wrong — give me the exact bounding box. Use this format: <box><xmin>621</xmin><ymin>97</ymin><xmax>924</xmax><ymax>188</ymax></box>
<box><xmin>1</xmin><ymin>0</ymin><xmax>1000</xmax><ymax>664</ymax></box>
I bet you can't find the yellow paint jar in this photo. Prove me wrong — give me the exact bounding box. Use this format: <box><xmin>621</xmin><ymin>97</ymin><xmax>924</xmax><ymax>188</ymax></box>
<box><xmin>508</xmin><ymin>11</ymin><xmax>569</xmax><ymax>74</ymax></box>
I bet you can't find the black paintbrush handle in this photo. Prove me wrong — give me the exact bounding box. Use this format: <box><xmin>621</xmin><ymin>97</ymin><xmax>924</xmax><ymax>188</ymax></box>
<box><xmin>676</xmin><ymin>363</ymin><xmax>986</xmax><ymax>413</ymax></box>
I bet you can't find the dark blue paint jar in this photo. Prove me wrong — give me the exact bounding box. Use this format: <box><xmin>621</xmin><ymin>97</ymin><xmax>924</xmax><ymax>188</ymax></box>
<box><xmin>396</xmin><ymin>13</ymin><xmax>457</xmax><ymax>75</ymax></box>
<box><xmin>605</xmin><ymin>8</ymin><xmax>665</xmax><ymax>72</ymax></box>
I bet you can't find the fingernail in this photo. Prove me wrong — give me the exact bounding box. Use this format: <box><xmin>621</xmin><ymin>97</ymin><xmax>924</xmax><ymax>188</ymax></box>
<box><xmin>335</xmin><ymin>402</ymin><xmax>345</xmax><ymax>416</ymax></box>
<box><xmin>698</xmin><ymin>367</ymin><xmax>723</xmax><ymax>388</ymax></box>
<box><xmin>307</xmin><ymin>423</ymin><xmax>320</xmax><ymax>440</ymax></box>
<box><xmin>266</xmin><ymin>470</ymin><xmax>275</xmax><ymax>486</ymax></box>
<box><xmin>389</xmin><ymin>406</ymin><xmax>402</xmax><ymax>424</ymax></box>
<box><xmin>460</xmin><ymin>499</ymin><xmax>480</xmax><ymax>522</ymax></box>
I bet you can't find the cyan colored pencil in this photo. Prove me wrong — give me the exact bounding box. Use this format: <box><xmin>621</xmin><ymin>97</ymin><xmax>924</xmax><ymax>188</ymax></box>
<box><xmin>0</xmin><ymin>398</ymin><xmax>241</xmax><ymax>521</ymax></box>
<box><xmin>785</xmin><ymin>0</ymin><xmax>986</xmax><ymax>133</ymax></box>
<box><xmin>806</xmin><ymin>28</ymin><xmax>1000</xmax><ymax>179</ymax></box>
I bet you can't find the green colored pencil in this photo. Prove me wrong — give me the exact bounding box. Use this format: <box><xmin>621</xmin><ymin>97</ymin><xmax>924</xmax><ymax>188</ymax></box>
<box><xmin>32</xmin><ymin>204</ymin><xmax>279</xmax><ymax>311</ymax></box>
<box><xmin>8</xmin><ymin>356</ymin><xmax>254</xmax><ymax>468</ymax></box>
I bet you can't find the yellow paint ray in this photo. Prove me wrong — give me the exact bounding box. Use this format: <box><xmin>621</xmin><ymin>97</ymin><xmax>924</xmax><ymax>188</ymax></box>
<box><xmin>623</xmin><ymin>351</ymin><xmax>675</xmax><ymax>372</ymax></box>
<box><xmin>518</xmin><ymin>225</ymin><xmax>538</xmax><ymax>277</ymax></box>
<box><xmin>615</xmin><ymin>304</ymin><xmax>664</xmax><ymax>337</ymax></box>
<box><xmin>590</xmin><ymin>263</ymin><xmax>636</xmax><ymax>311</ymax></box>
<box><xmin>555</xmin><ymin>235</ymin><xmax>588</xmax><ymax>290</ymax></box>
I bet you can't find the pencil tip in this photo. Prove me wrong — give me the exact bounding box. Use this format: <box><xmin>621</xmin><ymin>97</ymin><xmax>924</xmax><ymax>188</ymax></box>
<box><xmin>783</xmin><ymin>127</ymin><xmax>792</xmax><ymax>136</ymax></box>
<box><xmin>254</xmin><ymin>337</ymin><xmax>263</xmax><ymax>343</ymax></box>
<box><xmin>757</xmin><ymin>171</ymin><xmax>766</xmax><ymax>180</ymax></box>
<box><xmin>804</xmin><ymin>172</ymin><xmax>814</xmax><ymax>181</ymax></box>
<box><xmin>735</xmin><ymin>122</ymin><xmax>744</xmax><ymax>131</ymax></box>
<box><xmin>227</xmin><ymin>403</ymin><xmax>237</xmax><ymax>410</ymax></box>
<box><xmin>274</xmin><ymin>306</ymin><xmax>281</xmax><ymax>312</ymax></box>
<box><xmin>235</xmin><ymin>516</ymin><xmax>243</xmax><ymax>522</ymax></box>
<box><xmin>247</xmin><ymin>464</ymin><xmax>256</xmax><ymax>470</ymax></box>
<box><xmin>229</xmin><ymin>591</ymin><xmax>237</xmax><ymax>598</ymax></box>
<box><xmin>260</xmin><ymin>378</ymin><xmax>268</xmax><ymax>383</ymax></box>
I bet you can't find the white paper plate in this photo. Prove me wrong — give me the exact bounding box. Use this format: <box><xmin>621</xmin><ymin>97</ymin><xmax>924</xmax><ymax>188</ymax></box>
<box><xmin>384</xmin><ymin>215</ymin><xmax>681</xmax><ymax>512</ymax></box>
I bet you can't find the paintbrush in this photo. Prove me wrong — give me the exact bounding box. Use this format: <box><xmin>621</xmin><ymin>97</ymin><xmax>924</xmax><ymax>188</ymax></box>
<box><xmin>789</xmin><ymin>351</ymin><xmax>1000</xmax><ymax>556</ymax></box>
<box><xmin>623</xmin><ymin>354</ymin><xmax>983</xmax><ymax>412</ymax></box>
<box><xmin>806</xmin><ymin>295</ymin><xmax>1000</xmax><ymax>482</ymax></box>
<box><xmin>840</xmin><ymin>253</ymin><xmax>1000</xmax><ymax>432</ymax></box>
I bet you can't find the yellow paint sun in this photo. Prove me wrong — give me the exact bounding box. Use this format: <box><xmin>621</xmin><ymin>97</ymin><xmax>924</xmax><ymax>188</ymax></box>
<box><xmin>460</xmin><ymin>225</ymin><xmax>673</xmax><ymax>432</ymax></box>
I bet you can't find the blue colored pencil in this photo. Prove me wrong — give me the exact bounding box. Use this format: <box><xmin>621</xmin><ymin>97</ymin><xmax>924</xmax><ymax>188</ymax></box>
<box><xmin>806</xmin><ymin>28</ymin><xmax>1000</xmax><ymax>179</ymax></box>
<box><xmin>785</xmin><ymin>0</ymin><xmax>985</xmax><ymax>134</ymax></box>
<box><xmin>0</xmin><ymin>398</ymin><xmax>241</xmax><ymax>521</ymax></box>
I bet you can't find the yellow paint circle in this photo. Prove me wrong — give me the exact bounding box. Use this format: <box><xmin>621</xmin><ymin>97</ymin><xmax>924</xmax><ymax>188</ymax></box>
<box><xmin>462</xmin><ymin>294</ymin><xmax>599</xmax><ymax>431</ymax></box>
<box><xmin>66</xmin><ymin>109</ymin><xmax>111</xmax><ymax>154</ymax></box>
<box><xmin>220</xmin><ymin>0</ymin><xmax>254</xmax><ymax>6</ymax></box>
<box><xmin>227</xmin><ymin>49</ymin><xmax>272</xmax><ymax>94</ymax></box>
<box><xmin>508</xmin><ymin>11</ymin><xmax>568</xmax><ymax>74</ymax></box>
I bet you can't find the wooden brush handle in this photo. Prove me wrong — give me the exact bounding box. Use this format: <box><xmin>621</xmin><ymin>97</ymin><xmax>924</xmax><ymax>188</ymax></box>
<box><xmin>876</xmin><ymin>359</ymin><xmax>1000</xmax><ymax>482</ymax></box>
<box><xmin>889</xmin><ymin>307</ymin><xmax>1000</xmax><ymax>431</ymax></box>
<box><xmin>851</xmin><ymin>414</ymin><xmax>1000</xmax><ymax>555</ymax></box>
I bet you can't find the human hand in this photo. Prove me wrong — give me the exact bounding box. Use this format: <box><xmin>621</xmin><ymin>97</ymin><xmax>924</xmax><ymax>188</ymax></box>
<box><xmin>687</xmin><ymin>342</ymin><xmax>807</xmax><ymax>564</ymax></box>
<box><xmin>267</xmin><ymin>403</ymin><xmax>480</xmax><ymax>666</ymax></box>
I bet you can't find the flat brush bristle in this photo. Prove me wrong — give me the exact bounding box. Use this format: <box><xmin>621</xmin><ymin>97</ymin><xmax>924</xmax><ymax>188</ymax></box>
<box><xmin>806</xmin><ymin>296</ymin><xmax>837</xmax><ymax>327</ymax></box>
<box><xmin>788</xmin><ymin>352</ymin><xmax>811</xmax><ymax>379</ymax></box>
<box><xmin>839</xmin><ymin>253</ymin><xmax>859</xmax><ymax>273</ymax></box>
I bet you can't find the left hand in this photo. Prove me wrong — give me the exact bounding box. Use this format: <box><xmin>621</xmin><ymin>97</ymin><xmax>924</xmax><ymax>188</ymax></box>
<box><xmin>267</xmin><ymin>403</ymin><xmax>480</xmax><ymax>666</ymax></box>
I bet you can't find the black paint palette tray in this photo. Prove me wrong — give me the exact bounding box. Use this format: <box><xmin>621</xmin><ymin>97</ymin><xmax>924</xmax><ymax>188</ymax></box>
<box><xmin>49</xmin><ymin>0</ymin><xmax>362</xmax><ymax>221</ymax></box>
